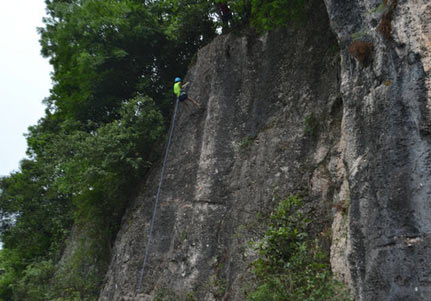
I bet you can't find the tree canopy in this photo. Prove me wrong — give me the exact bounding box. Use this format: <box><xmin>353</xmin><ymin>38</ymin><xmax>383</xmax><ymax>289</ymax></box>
<box><xmin>39</xmin><ymin>0</ymin><xmax>217</xmax><ymax>123</ymax></box>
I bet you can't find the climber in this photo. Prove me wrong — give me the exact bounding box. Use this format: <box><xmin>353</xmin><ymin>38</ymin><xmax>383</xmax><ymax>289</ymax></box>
<box><xmin>216</xmin><ymin>1</ymin><xmax>232</xmax><ymax>30</ymax></box>
<box><xmin>173</xmin><ymin>77</ymin><xmax>200</xmax><ymax>112</ymax></box>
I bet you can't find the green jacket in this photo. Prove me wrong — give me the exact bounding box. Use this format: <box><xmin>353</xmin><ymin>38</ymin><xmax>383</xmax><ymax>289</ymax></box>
<box><xmin>173</xmin><ymin>82</ymin><xmax>181</xmax><ymax>98</ymax></box>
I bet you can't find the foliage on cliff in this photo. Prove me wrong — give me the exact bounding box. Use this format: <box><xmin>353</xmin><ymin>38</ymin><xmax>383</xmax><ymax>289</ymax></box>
<box><xmin>248</xmin><ymin>196</ymin><xmax>350</xmax><ymax>300</ymax></box>
<box><xmin>222</xmin><ymin>0</ymin><xmax>305</xmax><ymax>30</ymax></box>
<box><xmin>0</xmin><ymin>0</ymin><xmax>308</xmax><ymax>299</ymax></box>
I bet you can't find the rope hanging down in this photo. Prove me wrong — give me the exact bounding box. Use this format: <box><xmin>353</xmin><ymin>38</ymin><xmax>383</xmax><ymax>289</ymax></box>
<box><xmin>137</xmin><ymin>97</ymin><xmax>180</xmax><ymax>295</ymax></box>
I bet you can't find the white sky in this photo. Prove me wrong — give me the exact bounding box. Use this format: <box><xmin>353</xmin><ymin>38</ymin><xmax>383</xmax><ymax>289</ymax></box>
<box><xmin>0</xmin><ymin>1</ymin><xmax>52</xmax><ymax>176</ymax></box>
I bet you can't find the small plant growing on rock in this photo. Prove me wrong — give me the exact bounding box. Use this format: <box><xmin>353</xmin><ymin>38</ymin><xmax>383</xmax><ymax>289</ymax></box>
<box><xmin>351</xmin><ymin>30</ymin><xmax>367</xmax><ymax>41</ymax></box>
<box><xmin>332</xmin><ymin>198</ymin><xmax>350</xmax><ymax>216</ymax></box>
<box><xmin>247</xmin><ymin>196</ymin><xmax>351</xmax><ymax>300</ymax></box>
<box><xmin>370</xmin><ymin>2</ymin><xmax>387</xmax><ymax>14</ymax></box>
<box><xmin>349</xmin><ymin>40</ymin><xmax>374</xmax><ymax>66</ymax></box>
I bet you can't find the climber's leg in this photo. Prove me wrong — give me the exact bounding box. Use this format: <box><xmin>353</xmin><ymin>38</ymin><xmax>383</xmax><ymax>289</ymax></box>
<box><xmin>182</xmin><ymin>101</ymin><xmax>191</xmax><ymax>112</ymax></box>
<box><xmin>187</xmin><ymin>97</ymin><xmax>200</xmax><ymax>108</ymax></box>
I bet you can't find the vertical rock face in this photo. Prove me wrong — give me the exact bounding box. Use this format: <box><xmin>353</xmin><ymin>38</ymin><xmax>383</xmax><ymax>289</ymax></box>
<box><xmin>98</xmin><ymin>1</ymin><xmax>431</xmax><ymax>300</ymax></box>
<box><xmin>325</xmin><ymin>0</ymin><xmax>431</xmax><ymax>300</ymax></box>
<box><xmin>99</xmin><ymin>2</ymin><xmax>342</xmax><ymax>300</ymax></box>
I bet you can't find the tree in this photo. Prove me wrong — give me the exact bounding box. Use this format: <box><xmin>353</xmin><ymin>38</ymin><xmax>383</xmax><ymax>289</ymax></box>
<box><xmin>39</xmin><ymin>0</ymin><xmax>217</xmax><ymax>124</ymax></box>
<box><xmin>40</xmin><ymin>0</ymin><xmax>165</xmax><ymax>123</ymax></box>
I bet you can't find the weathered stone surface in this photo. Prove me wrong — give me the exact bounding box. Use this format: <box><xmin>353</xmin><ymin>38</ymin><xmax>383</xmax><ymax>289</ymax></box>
<box><xmin>325</xmin><ymin>0</ymin><xmax>431</xmax><ymax>299</ymax></box>
<box><xmin>99</xmin><ymin>2</ymin><xmax>342</xmax><ymax>300</ymax></box>
<box><xmin>99</xmin><ymin>1</ymin><xmax>431</xmax><ymax>300</ymax></box>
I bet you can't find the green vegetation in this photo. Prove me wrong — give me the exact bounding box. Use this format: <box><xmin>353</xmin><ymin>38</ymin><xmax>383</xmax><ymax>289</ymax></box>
<box><xmin>249</xmin><ymin>0</ymin><xmax>305</xmax><ymax>30</ymax></box>
<box><xmin>248</xmin><ymin>196</ymin><xmax>350</xmax><ymax>300</ymax></box>
<box><xmin>0</xmin><ymin>95</ymin><xmax>164</xmax><ymax>299</ymax></box>
<box><xmin>0</xmin><ymin>0</ymin><xmax>313</xmax><ymax>299</ymax></box>
<box><xmin>370</xmin><ymin>2</ymin><xmax>387</xmax><ymax>14</ymax></box>
<box><xmin>225</xmin><ymin>0</ymin><xmax>305</xmax><ymax>31</ymax></box>
<box><xmin>351</xmin><ymin>30</ymin><xmax>367</xmax><ymax>41</ymax></box>
<box><xmin>154</xmin><ymin>288</ymin><xmax>197</xmax><ymax>301</ymax></box>
<box><xmin>6</xmin><ymin>260</ymin><xmax>56</xmax><ymax>301</ymax></box>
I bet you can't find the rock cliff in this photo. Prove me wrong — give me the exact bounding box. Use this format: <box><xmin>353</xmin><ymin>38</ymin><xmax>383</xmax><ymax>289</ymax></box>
<box><xmin>326</xmin><ymin>0</ymin><xmax>431</xmax><ymax>299</ymax></box>
<box><xmin>99</xmin><ymin>1</ymin><xmax>431</xmax><ymax>300</ymax></box>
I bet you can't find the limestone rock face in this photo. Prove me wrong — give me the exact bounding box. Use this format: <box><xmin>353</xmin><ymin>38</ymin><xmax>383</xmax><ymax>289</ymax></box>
<box><xmin>99</xmin><ymin>2</ymin><xmax>342</xmax><ymax>300</ymax></box>
<box><xmin>325</xmin><ymin>0</ymin><xmax>431</xmax><ymax>299</ymax></box>
<box><xmin>98</xmin><ymin>1</ymin><xmax>431</xmax><ymax>300</ymax></box>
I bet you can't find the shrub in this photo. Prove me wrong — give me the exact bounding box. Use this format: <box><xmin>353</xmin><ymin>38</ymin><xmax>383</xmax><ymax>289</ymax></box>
<box><xmin>249</xmin><ymin>0</ymin><xmax>305</xmax><ymax>31</ymax></box>
<box><xmin>227</xmin><ymin>0</ymin><xmax>305</xmax><ymax>31</ymax></box>
<box><xmin>248</xmin><ymin>196</ymin><xmax>350</xmax><ymax>300</ymax></box>
<box><xmin>13</xmin><ymin>261</ymin><xmax>56</xmax><ymax>301</ymax></box>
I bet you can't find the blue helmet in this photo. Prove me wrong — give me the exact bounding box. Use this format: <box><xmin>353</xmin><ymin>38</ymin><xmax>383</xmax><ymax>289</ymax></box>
<box><xmin>174</xmin><ymin>77</ymin><xmax>181</xmax><ymax>83</ymax></box>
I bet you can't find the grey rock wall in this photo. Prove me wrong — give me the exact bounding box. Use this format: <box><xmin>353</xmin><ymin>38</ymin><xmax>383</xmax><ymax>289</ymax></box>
<box><xmin>99</xmin><ymin>0</ymin><xmax>431</xmax><ymax>300</ymax></box>
<box><xmin>325</xmin><ymin>0</ymin><xmax>431</xmax><ymax>300</ymax></box>
<box><xmin>99</xmin><ymin>2</ymin><xmax>342</xmax><ymax>300</ymax></box>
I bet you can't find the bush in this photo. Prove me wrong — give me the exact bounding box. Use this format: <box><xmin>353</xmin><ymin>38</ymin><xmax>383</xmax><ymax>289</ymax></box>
<box><xmin>250</xmin><ymin>0</ymin><xmax>305</xmax><ymax>31</ymax></box>
<box><xmin>51</xmin><ymin>241</ymin><xmax>101</xmax><ymax>301</ymax></box>
<box><xmin>14</xmin><ymin>261</ymin><xmax>56</xmax><ymax>301</ymax></box>
<box><xmin>248</xmin><ymin>196</ymin><xmax>350</xmax><ymax>300</ymax></box>
<box><xmin>225</xmin><ymin>0</ymin><xmax>305</xmax><ymax>31</ymax></box>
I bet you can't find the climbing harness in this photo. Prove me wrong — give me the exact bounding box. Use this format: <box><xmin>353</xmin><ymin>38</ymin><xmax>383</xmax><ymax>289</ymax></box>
<box><xmin>137</xmin><ymin>96</ymin><xmax>180</xmax><ymax>296</ymax></box>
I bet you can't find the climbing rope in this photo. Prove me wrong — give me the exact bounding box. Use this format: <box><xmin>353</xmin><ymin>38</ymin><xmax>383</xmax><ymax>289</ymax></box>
<box><xmin>137</xmin><ymin>97</ymin><xmax>180</xmax><ymax>296</ymax></box>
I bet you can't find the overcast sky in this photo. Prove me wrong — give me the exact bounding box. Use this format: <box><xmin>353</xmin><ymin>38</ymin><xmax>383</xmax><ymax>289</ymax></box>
<box><xmin>0</xmin><ymin>1</ymin><xmax>52</xmax><ymax>176</ymax></box>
